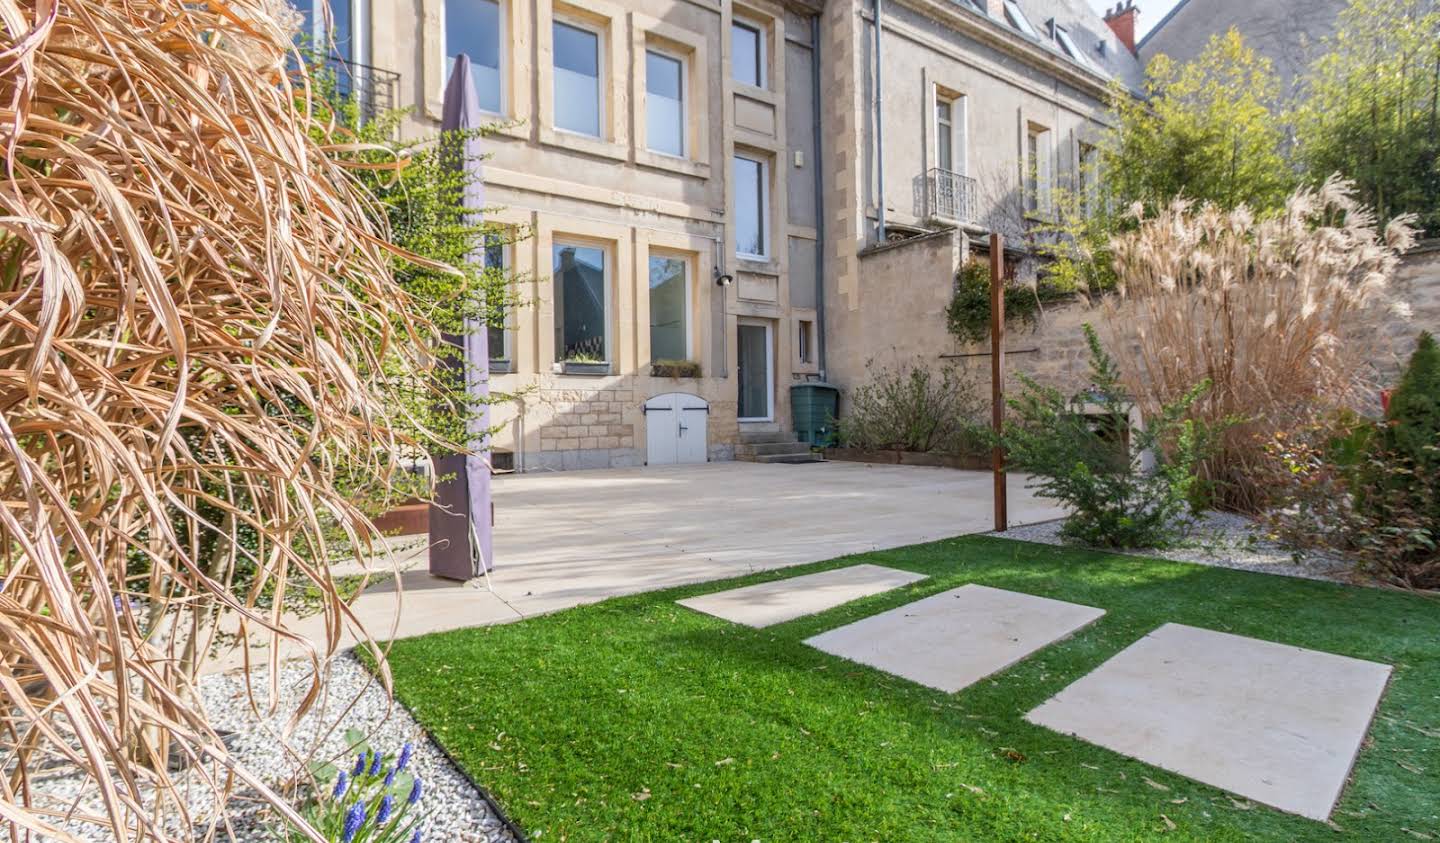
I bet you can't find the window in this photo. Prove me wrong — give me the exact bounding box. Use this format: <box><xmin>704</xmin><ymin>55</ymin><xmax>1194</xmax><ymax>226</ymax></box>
<box><xmin>731</xmin><ymin>20</ymin><xmax>764</xmax><ymax>88</ymax></box>
<box><xmin>1025</xmin><ymin>125</ymin><xmax>1052</xmax><ymax>216</ymax></box>
<box><xmin>798</xmin><ymin>320</ymin><xmax>814</xmax><ymax>364</ymax></box>
<box><xmin>483</xmin><ymin>236</ymin><xmax>510</xmax><ymax>365</ymax></box>
<box><xmin>1078</xmin><ymin>142</ymin><xmax>1099</xmax><ymax>217</ymax></box>
<box><xmin>935</xmin><ymin>98</ymin><xmax>954</xmax><ymax>172</ymax></box>
<box><xmin>554</xmin><ymin>242</ymin><xmax>608</xmax><ymax>365</ymax></box>
<box><xmin>734</xmin><ymin>154</ymin><xmax>769</xmax><ymax>258</ymax></box>
<box><xmin>294</xmin><ymin>0</ymin><xmax>359</xmax><ymax>60</ymax></box>
<box><xmin>1003</xmin><ymin>0</ymin><xmax>1038</xmax><ymax>39</ymax></box>
<box><xmin>645</xmin><ymin>49</ymin><xmax>685</xmax><ymax>157</ymax></box>
<box><xmin>553</xmin><ymin>20</ymin><xmax>602</xmax><ymax>137</ymax></box>
<box><xmin>446</xmin><ymin>0</ymin><xmax>503</xmax><ymax>113</ymax></box>
<box><xmin>1054</xmin><ymin>25</ymin><xmax>1098</xmax><ymax>74</ymax></box>
<box><xmin>648</xmin><ymin>255</ymin><xmax>689</xmax><ymax>361</ymax></box>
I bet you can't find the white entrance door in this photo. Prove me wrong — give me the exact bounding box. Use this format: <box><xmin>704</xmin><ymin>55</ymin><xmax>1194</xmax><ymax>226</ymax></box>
<box><xmin>737</xmin><ymin>320</ymin><xmax>773</xmax><ymax>421</ymax></box>
<box><xmin>644</xmin><ymin>392</ymin><xmax>709</xmax><ymax>465</ymax></box>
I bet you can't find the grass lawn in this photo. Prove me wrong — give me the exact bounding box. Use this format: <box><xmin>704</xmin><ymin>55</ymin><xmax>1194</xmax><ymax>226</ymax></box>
<box><xmin>377</xmin><ymin>536</ymin><xmax>1440</xmax><ymax>842</ymax></box>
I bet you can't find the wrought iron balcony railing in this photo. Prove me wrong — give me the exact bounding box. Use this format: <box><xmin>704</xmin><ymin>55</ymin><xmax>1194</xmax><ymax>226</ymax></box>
<box><xmin>294</xmin><ymin>54</ymin><xmax>401</xmax><ymax>123</ymax></box>
<box><xmin>925</xmin><ymin>167</ymin><xmax>978</xmax><ymax>224</ymax></box>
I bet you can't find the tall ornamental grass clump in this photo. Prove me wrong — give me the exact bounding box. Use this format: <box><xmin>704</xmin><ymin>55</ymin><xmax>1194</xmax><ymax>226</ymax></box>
<box><xmin>1103</xmin><ymin>177</ymin><xmax>1417</xmax><ymax>512</ymax></box>
<box><xmin>0</xmin><ymin>0</ymin><xmax>450</xmax><ymax>838</ymax></box>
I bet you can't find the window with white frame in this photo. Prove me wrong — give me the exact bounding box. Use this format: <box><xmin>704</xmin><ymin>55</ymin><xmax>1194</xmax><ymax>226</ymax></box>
<box><xmin>798</xmin><ymin>319</ymin><xmax>814</xmax><ymax>364</ymax></box>
<box><xmin>731</xmin><ymin>19</ymin><xmax>765</xmax><ymax>88</ymax></box>
<box><xmin>446</xmin><ymin>0</ymin><xmax>503</xmax><ymax>113</ymax></box>
<box><xmin>553</xmin><ymin>20</ymin><xmax>602</xmax><ymax>137</ymax></box>
<box><xmin>294</xmin><ymin>0</ymin><xmax>365</xmax><ymax>62</ymax></box>
<box><xmin>1053</xmin><ymin>25</ymin><xmax>1099</xmax><ymax>74</ymax></box>
<box><xmin>936</xmin><ymin>98</ymin><xmax>954</xmax><ymax>172</ymax></box>
<box><xmin>554</xmin><ymin>242</ymin><xmax>608</xmax><ymax>364</ymax></box>
<box><xmin>648</xmin><ymin>254</ymin><xmax>690</xmax><ymax>361</ymax></box>
<box><xmin>734</xmin><ymin>154</ymin><xmax>769</xmax><ymax>258</ymax></box>
<box><xmin>645</xmin><ymin>49</ymin><xmax>685</xmax><ymax>157</ymax></box>
<box><xmin>483</xmin><ymin>235</ymin><xmax>510</xmax><ymax>367</ymax></box>
<box><xmin>1025</xmin><ymin>124</ymin><xmax>1052</xmax><ymax>216</ymax></box>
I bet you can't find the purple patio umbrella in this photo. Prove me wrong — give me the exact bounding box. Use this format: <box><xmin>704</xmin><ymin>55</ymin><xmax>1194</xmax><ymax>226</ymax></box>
<box><xmin>429</xmin><ymin>53</ymin><xmax>494</xmax><ymax>580</ymax></box>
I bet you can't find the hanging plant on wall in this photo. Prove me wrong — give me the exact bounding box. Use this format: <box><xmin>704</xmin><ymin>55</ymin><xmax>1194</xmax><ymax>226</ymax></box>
<box><xmin>944</xmin><ymin>259</ymin><xmax>1071</xmax><ymax>345</ymax></box>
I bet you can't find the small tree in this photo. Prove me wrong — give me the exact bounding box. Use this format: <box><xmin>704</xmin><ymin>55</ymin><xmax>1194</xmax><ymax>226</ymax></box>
<box><xmin>1102</xmin><ymin>29</ymin><xmax>1294</xmax><ymax>215</ymax></box>
<box><xmin>1293</xmin><ymin>0</ymin><xmax>1440</xmax><ymax>236</ymax></box>
<box><xmin>1003</xmin><ymin>325</ymin><xmax>1211</xmax><ymax>549</ymax></box>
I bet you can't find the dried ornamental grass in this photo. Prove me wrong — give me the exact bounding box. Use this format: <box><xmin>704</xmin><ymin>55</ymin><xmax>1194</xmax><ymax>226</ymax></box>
<box><xmin>1104</xmin><ymin>177</ymin><xmax>1417</xmax><ymax>512</ymax></box>
<box><xmin>0</xmin><ymin>0</ymin><xmax>449</xmax><ymax>839</ymax></box>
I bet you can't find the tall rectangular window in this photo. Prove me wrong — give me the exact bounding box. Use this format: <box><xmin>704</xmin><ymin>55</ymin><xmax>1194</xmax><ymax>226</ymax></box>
<box><xmin>483</xmin><ymin>237</ymin><xmax>509</xmax><ymax>365</ymax></box>
<box><xmin>553</xmin><ymin>21</ymin><xmax>601</xmax><ymax>137</ymax></box>
<box><xmin>734</xmin><ymin>154</ymin><xmax>768</xmax><ymax>258</ymax></box>
<box><xmin>446</xmin><ymin>0</ymin><xmax>502</xmax><ymax>113</ymax></box>
<box><xmin>935</xmin><ymin>99</ymin><xmax>953</xmax><ymax>172</ymax></box>
<box><xmin>648</xmin><ymin>255</ymin><xmax>689</xmax><ymax>361</ymax></box>
<box><xmin>1025</xmin><ymin>125</ymin><xmax>1052</xmax><ymax>215</ymax></box>
<box><xmin>645</xmin><ymin>50</ymin><xmax>685</xmax><ymax>157</ymax></box>
<box><xmin>554</xmin><ymin>243</ymin><xmax>608</xmax><ymax>364</ymax></box>
<box><xmin>731</xmin><ymin>20</ymin><xmax>763</xmax><ymax>88</ymax></box>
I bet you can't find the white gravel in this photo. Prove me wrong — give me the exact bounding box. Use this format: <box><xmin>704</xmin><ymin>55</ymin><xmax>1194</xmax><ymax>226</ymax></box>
<box><xmin>28</xmin><ymin>653</ymin><xmax>518</xmax><ymax>842</ymax></box>
<box><xmin>992</xmin><ymin>510</ymin><xmax>1360</xmax><ymax>584</ymax></box>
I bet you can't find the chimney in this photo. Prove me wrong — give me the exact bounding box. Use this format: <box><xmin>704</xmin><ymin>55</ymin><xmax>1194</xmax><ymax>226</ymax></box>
<box><xmin>1103</xmin><ymin>1</ymin><xmax>1139</xmax><ymax>56</ymax></box>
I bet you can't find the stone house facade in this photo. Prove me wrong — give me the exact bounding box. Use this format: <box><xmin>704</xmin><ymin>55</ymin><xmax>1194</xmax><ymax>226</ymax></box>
<box><xmin>292</xmin><ymin>0</ymin><xmax>1149</xmax><ymax>469</ymax></box>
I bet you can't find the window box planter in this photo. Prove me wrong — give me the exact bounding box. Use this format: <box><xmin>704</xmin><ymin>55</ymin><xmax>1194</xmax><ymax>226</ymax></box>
<box><xmin>559</xmin><ymin>360</ymin><xmax>610</xmax><ymax>376</ymax></box>
<box><xmin>651</xmin><ymin>359</ymin><xmax>702</xmax><ymax>378</ymax></box>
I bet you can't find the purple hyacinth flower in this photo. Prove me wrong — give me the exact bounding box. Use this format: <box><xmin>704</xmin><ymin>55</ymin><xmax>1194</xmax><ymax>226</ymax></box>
<box><xmin>396</xmin><ymin>742</ymin><xmax>413</xmax><ymax>772</ymax></box>
<box><xmin>368</xmin><ymin>752</ymin><xmax>383</xmax><ymax>776</ymax></box>
<box><xmin>376</xmin><ymin>794</ymin><xmax>395</xmax><ymax>824</ymax></box>
<box><xmin>352</xmin><ymin>752</ymin><xmax>366</xmax><ymax>778</ymax></box>
<box><xmin>384</xmin><ymin>767</ymin><xmax>396</xmax><ymax>788</ymax></box>
<box><xmin>409</xmin><ymin>830</ymin><xmax>421</xmax><ymax>843</ymax></box>
<box><xmin>407</xmin><ymin>776</ymin><xmax>422</xmax><ymax>805</ymax></box>
<box><xmin>340</xmin><ymin>802</ymin><xmax>366</xmax><ymax>843</ymax></box>
<box><xmin>331</xmin><ymin>772</ymin><xmax>348</xmax><ymax>800</ymax></box>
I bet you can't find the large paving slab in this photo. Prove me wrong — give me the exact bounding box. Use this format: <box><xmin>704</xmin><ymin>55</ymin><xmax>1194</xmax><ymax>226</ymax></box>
<box><xmin>206</xmin><ymin>462</ymin><xmax>1064</xmax><ymax>673</ymax></box>
<box><xmin>1025</xmin><ymin>623</ymin><xmax>1391</xmax><ymax>821</ymax></box>
<box><xmin>803</xmin><ymin>584</ymin><xmax>1105</xmax><ymax>693</ymax></box>
<box><xmin>676</xmin><ymin>564</ymin><xmax>928</xmax><ymax>627</ymax></box>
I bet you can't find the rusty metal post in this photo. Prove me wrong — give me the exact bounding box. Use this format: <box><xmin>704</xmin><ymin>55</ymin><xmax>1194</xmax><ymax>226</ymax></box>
<box><xmin>990</xmin><ymin>233</ymin><xmax>1008</xmax><ymax>532</ymax></box>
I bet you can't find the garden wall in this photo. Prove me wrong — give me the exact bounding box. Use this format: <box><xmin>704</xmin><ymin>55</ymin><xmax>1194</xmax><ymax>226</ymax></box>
<box><xmin>831</xmin><ymin>235</ymin><xmax>1440</xmax><ymax>420</ymax></box>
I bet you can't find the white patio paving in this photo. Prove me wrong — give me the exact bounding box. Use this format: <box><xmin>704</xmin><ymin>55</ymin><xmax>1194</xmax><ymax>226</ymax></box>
<box><xmin>1025</xmin><ymin>623</ymin><xmax>1392</xmax><ymax>821</ymax></box>
<box><xmin>803</xmin><ymin>584</ymin><xmax>1106</xmax><ymax>693</ymax></box>
<box><xmin>676</xmin><ymin>563</ymin><xmax>928</xmax><ymax>627</ymax></box>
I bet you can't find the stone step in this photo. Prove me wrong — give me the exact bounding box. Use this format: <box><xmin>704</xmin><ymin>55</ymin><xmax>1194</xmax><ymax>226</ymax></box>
<box><xmin>738</xmin><ymin>430</ymin><xmax>796</xmax><ymax>444</ymax></box>
<box><xmin>755</xmin><ymin>452</ymin><xmax>825</xmax><ymax>464</ymax></box>
<box><xmin>738</xmin><ymin>441</ymin><xmax>814</xmax><ymax>457</ymax></box>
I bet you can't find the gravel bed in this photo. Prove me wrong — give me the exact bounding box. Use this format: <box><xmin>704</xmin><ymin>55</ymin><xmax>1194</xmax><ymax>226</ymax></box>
<box><xmin>30</xmin><ymin>653</ymin><xmax>518</xmax><ymax>842</ymax></box>
<box><xmin>993</xmin><ymin>510</ymin><xmax>1360</xmax><ymax>584</ymax></box>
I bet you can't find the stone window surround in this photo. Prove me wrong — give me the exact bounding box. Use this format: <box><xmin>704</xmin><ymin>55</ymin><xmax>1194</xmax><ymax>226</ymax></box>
<box><xmin>536</xmin><ymin>0</ymin><xmax>630</xmax><ymax>161</ymax></box>
<box><xmin>533</xmin><ymin>215</ymin><xmax>633</xmax><ymax>376</ymax></box>
<box><xmin>425</xmin><ymin>0</ymin><xmax>532</xmax><ymax>139</ymax></box>
<box><xmin>637</xmin><ymin>230</ymin><xmax>711</xmax><ymax>369</ymax></box>
<box><xmin>732</xmin><ymin>148</ymin><xmax>774</xmax><ymax>263</ymax></box>
<box><xmin>631</xmin><ymin>14</ymin><xmax>712</xmax><ymax>180</ymax></box>
<box><xmin>924</xmin><ymin>76</ymin><xmax>968</xmax><ymax>176</ymax></box>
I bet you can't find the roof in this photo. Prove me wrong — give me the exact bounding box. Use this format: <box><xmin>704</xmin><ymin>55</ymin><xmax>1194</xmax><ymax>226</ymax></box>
<box><xmin>1009</xmin><ymin>0</ymin><xmax>1145</xmax><ymax>90</ymax></box>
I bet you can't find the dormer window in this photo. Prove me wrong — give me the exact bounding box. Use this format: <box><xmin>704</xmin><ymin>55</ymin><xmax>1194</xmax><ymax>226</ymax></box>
<box><xmin>1003</xmin><ymin>0</ymin><xmax>1039</xmax><ymax>39</ymax></box>
<box><xmin>1054</xmin><ymin>25</ymin><xmax>1099</xmax><ymax>73</ymax></box>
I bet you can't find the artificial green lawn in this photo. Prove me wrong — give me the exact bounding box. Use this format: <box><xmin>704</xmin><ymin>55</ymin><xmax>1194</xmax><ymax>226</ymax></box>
<box><xmin>377</xmin><ymin>536</ymin><xmax>1440</xmax><ymax>842</ymax></box>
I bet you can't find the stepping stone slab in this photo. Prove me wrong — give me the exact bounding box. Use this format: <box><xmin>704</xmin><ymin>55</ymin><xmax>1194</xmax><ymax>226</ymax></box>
<box><xmin>677</xmin><ymin>564</ymin><xmax>927</xmax><ymax>628</ymax></box>
<box><xmin>803</xmin><ymin>584</ymin><xmax>1105</xmax><ymax>693</ymax></box>
<box><xmin>1025</xmin><ymin>623</ymin><xmax>1391</xmax><ymax>821</ymax></box>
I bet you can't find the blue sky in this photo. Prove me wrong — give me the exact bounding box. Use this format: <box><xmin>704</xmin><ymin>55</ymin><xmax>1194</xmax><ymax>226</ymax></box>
<box><xmin>1084</xmin><ymin>0</ymin><xmax>1185</xmax><ymax>42</ymax></box>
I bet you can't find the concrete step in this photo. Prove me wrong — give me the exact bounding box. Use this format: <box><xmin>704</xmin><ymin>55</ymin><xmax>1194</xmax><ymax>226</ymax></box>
<box><xmin>738</xmin><ymin>441</ymin><xmax>814</xmax><ymax>457</ymax></box>
<box><xmin>755</xmin><ymin>452</ymin><xmax>825</xmax><ymax>464</ymax></box>
<box><xmin>739</xmin><ymin>430</ymin><xmax>795</xmax><ymax>444</ymax></box>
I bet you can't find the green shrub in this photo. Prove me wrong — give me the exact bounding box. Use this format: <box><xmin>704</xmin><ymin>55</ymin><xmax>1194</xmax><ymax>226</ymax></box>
<box><xmin>1263</xmin><ymin>334</ymin><xmax>1440</xmax><ymax>588</ymax></box>
<box><xmin>651</xmin><ymin>359</ymin><xmax>702</xmax><ymax>378</ymax></box>
<box><xmin>944</xmin><ymin>259</ymin><xmax>1070</xmax><ymax>345</ymax></box>
<box><xmin>834</xmin><ymin>361</ymin><xmax>986</xmax><ymax>455</ymax></box>
<box><xmin>1003</xmin><ymin>324</ymin><xmax>1213</xmax><ymax>549</ymax></box>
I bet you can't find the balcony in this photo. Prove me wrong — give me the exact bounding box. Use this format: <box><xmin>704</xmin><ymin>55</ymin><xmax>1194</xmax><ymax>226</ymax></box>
<box><xmin>296</xmin><ymin>54</ymin><xmax>401</xmax><ymax>123</ymax></box>
<box><xmin>924</xmin><ymin>167</ymin><xmax>978</xmax><ymax>224</ymax></box>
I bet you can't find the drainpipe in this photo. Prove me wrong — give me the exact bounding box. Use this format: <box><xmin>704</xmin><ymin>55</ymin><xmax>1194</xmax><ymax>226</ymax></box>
<box><xmin>811</xmin><ymin>14</ymin><xmax>828</xmax><ymax>377</ymax></box>
<box><xmin>872</xmin><ymin>0</ymin><xmax>886</xmax><ymax>245</ymax></box>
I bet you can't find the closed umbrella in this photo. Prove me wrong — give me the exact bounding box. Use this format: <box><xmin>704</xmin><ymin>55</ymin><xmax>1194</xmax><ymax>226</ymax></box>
<box><xmin>429</xmin><ymin>53</ymin><xmax>494</xmax><ymax>579</ymax></box>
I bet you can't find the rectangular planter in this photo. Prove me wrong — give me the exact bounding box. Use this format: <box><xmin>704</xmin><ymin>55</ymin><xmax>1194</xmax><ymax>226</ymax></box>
<box><xmin>824</xmin><ymin>447</ymin><xmax>990</xmax><ymax>471</ymax></box>
<box><xmin>560</xmin><ymin>361</ymin><xmax>611</xmax><ymax>376</ymax></box>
